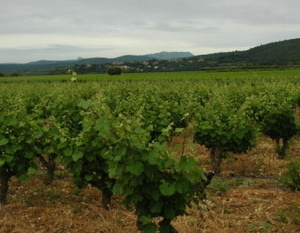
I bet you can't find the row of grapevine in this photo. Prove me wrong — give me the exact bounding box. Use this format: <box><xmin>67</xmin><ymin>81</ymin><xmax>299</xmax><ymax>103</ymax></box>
<box><xmin>0</xmin><ymin>82</ymin><xmax>206</xmax><ymax>233</ymax></box>
<box><xmin>1</xmin><ymin>77</ymin><xmax>300</xmax><ymax>232</ymax></box>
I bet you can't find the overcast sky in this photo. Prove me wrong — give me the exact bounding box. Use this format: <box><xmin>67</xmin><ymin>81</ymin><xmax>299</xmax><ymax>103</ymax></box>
<box><xmin>1</xmin><ymin>0</ymin><xmax>299</xmax><ymax>63</ymax></box>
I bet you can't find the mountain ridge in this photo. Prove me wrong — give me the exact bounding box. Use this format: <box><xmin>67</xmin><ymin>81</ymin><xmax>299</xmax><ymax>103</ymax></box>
<box><xmin>0</xmin><ymin>52</ymin><xmax>194</xmax><ymax>72</ymax></box>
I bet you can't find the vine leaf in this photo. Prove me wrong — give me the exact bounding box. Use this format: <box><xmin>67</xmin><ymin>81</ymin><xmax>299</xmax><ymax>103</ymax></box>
<box><xmin>159</xmin><ymin>182</ymin><xmax>176</xmax><ymax>196</ymax></box>
<box><xmin>72</xmin><ymin>150</ymin><xmax>84</xmax><ymax>161</ymax></box>
<box><xmin>125</xmin><ymin>161</ymin><xmax>144</xmax><ymax>176</ymax></box>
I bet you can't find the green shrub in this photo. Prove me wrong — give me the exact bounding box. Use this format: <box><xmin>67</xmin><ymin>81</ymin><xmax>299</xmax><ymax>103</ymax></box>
<box><xmin>10</xmin><ymin>72</ymin><xmax>19</xmax><ymax>77</ymax></box>
<box><xmin>107</xmin><ymin>66</ymin><xmax>122</xmax><ymax>75</ymax></box>
<box><xmin>280</xmin><ymin>158</ymin><xmax>300</xmax><ymax>191</ymax></box>
<box><xmin>262</xmin><ymin>109</ymin><xmax>298</xmax><ymax>159</ymax></box>
<box><xmin>194</xmin><ymin>98</ymin><xmax>259</xmax><ymax>174</ymax></box>
<box><xmin>242</xmin><ymin>93</ymin><xmax>298</xmax><ymax>159</ymax></box>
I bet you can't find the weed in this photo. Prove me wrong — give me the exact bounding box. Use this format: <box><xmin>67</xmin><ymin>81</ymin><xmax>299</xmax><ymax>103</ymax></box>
<box><xmin>71</xmin><ymin>187</ymin><xmax>81</xmax><ymax>196</ymax></box>
<box><xmin>233</xmin><ymin>177</ymin><xmax>254</xmax><ymax>187</ymax></box>
<box><xmin>55</xmin><ymin>169</ymin><xmax>69</xmax><ymax>180</ymax></box>
<box><xmin>21</xmin><ymin>196</ymin><xmax>34</xmax><ymax>207</ymax></box>
<box><xmin>224</xmin><ymin>208</ymin><xmax>232</xmax><ymax>214</ymax></box>
<box><xmin>30</xmin><ymin>187</ymin><xmax>62</xmax><ymax>199</ymax></box>
<box><xmin>207</xmin><ymin>177</ymin><xmax>229</xmax><ymax>195</ymax></box>
<box><xmin>252</xmin><ymin>199</ymin><xmax>262</xmax><ymax>204</ymax></box>
<box><xmin>71</xmin><ymin>204</ymin><xmax>86</xmax><ymax>214</ymax></box>
<box><xmin>275</xmin><ymin>203</ymin><xmax>300</xmax><ymax>225</ymax></box>
<box><xmin>264</xmin><ymin>179</ymin><xmax>278</xmax><ymax>185</ymax></box>
<box><xmin>248</xmin><ymin>221</ymin><xmax>274</xmax><ymax>233</ymax></box>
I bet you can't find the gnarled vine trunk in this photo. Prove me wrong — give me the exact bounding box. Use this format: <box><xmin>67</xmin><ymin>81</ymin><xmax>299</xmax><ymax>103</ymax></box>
<box><xmin>159</xmin><ymin>218</ymin><xmax>178</xmax><ymax>233</ymax></box>
<box><xmin>0</xmin><ymin>168</ymin><xmax>14</xmax><ymax>204</ymax></box>
<box><xmin>275</xmin><ymin>138</ymin><xmax>289</xmax><ymax>160</ymax></box>
<box><xmin>92</xmin><ymin>175</ymin><xmax>113</xmax><ymax>210</ymax></box>
<box><xmin>210</xmin><ymin>148</ymin><xmax>223</xmax><ymax>175</ymax></box>
<box><xmin>37</xmin><ymin>153</ymin><xmax>57</xmax><ymax>185</ymax></box>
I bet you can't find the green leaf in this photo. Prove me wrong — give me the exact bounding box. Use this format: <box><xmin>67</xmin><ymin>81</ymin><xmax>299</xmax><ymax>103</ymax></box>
<box><xmin>24</xmin><ymin>151</ymin><xmax>35</xmax><ymax>159</ymax></box>
<box><xmin>130</xmin><ymin>176</ymin><xmax>144</xmax><ymax>186</ymax></box>
<box><xmin>138</xmin><ymin>216</ymin><xmax>152</xmax><ymax>225</ymax></box>
<box><xmin>159</xmin><ymin>182</ymin><xmax>176</xmax><ymax>196</ymax></box>
<box><xmin>163</xmin><ymin>205</ymin><xmax>176</xmax><ymax>219</ymax></box>
<box><xmin>84</xmin><ymin>174</ymin><xmax>93</xmax><ymax>181</ymax></box>
<box><xmin>72</xmin><ymin>151</ymin><xmax>84</xmax><ymax>161</ymax></box>
<box><xmin>28</xmin><ymin>167</ymin><xmax>37</xmax><ymax>175</ymax></box>
<box><xmin>129</xmin><ymin>194</ymin><xmax>143</xmax><ymax>203</ymax></box>
<box><xmin>150</xmin><ymin>189</ymin><xmax>161</xmax><ymax>201</ymax></box>
<box><xmin>108</xmin><ymin>165</ymin><xmax>118</xmax><ymax>178</ymax></box>
<box><xmin>112</xmin><ymin>181</ymin><xmax>124</xmax><ymax>195</ymax></box>
<box><xmin>125</xmin><ymin>161</ymin><xmax>144</xmax><ymax>176</ymax></box>
<box><xmin>101</xmin><ymin>148</ymin><xmax>113</xmax><ymax>160</ymax></box>
<box><xmin>5</xmin><ymin>144</ymin><xmax>22</xmax><ymax>154</ymax></box>
<box><xmin>17</xmin><ymin>174</ymin><xmax>29</xmax><ymax>182</ymax></box>
<box><xmin>0</xmin><ymin>138</ymin><xmax>9</xmax><ymax>146</ymax></box>
<box><xmin>143</xmin><ymin>223</ymin><xmax>157</xmax><ymax>233</ymax></box>
<box><xmin>32</xmin><ymin>130</ymin><xmax>44</xmax><ymax>139</ymax></box>
<box><xmin>7</xmin><ymin>118</ymin><xmax>18</xmax><ymax>126</ymax></box>
<box><xmin>0</xmin><ymin>159</ymin><xmax>5</xmax><ymax>167</ymax></box>
<box><xmin>95</xmin><ymin>118</ymin><xmax>110</xmax><ymax>136</ymax></box>
<box><xmin>5</xmin><ymin>155</ymin><xmax>14</xmax><ymax>163</ymax></box>
<box><xmin>78</xmin><ymin>99</ymin><xmax>94</xmax><ymax>109</ymax></box>
<box><xmin>174</xmin><ymin>128</ymin><xmax>184</xmax><ymax>133</ymax></box>
<box><xmin>178</xmin><ymin>157</ymin><xmax>197</xmax><ymax>172</ymax></box>
<box><xmin>63</xmin><ymin>148</ymin><xmax>73</xmax><ymax>157</ymax></box>
<box><xmin>150</xmin><ymin>200</ymin><xmax>163</xmax><ymax>213</ymax></box>
<box><xmin>175</xmin><ymin>178</ymin><xmax>190</xmax><ymax>193</ymax></box>
<box><xmin>113</xmin><ymin>147</ymin><xmax>126</xmax><ymax>161</ymax></box>
<box><xmin>142</xmin><ymin>150</ymin><xmax>161</xmax><ymax>166</ymax></box>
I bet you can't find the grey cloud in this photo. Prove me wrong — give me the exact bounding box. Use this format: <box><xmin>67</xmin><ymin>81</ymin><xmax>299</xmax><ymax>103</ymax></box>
<box><xmin>2</xmin><ymin>0</ymin><xmax>299</xmax><ymax>34</ymax></box>
<box><xmin>141</xmin><ymin>20</ymin><xmax>219</xmax><ymax>33</ymax></box>
<box><xmin>0</xmin><ymin>0</ymin><xmax>299</xmax><ymax>62</ymax></box>
<box><xmin>0</xmin><ymin>45</ymin><xmax>112</xmax><ymax>63</ymax></box>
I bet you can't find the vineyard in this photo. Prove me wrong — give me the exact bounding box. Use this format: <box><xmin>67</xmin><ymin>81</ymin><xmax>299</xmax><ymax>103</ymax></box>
<box><xmin>1</xmin><ymin>70</ymin><xmax>300</xmax><ymax>232</ymax></box>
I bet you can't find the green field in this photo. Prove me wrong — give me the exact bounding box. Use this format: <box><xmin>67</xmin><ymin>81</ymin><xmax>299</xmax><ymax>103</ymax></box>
<box><xmin>0</xmin><ymin>68</ymin><xmax>299</xmax><ymax>83</ymax></box>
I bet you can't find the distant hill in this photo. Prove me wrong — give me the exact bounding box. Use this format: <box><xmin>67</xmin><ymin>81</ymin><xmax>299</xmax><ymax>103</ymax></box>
<box><xmin>0</xmin><ymin>52</ymin><xmax>194</xmax><ymax>72</ymax></box>
<box><xmin>193</xmin><ymin>38</ymin><xmax>300</xmax><ymax>66</ymax></box>
<box><xmin>1</xmin><ymin>39</ymin><xmax>299</xmax><ymax>74</ymax></box>
<box><xmin>126</xmin><ymin>38</ymin><xmax>300</xmax><ymax>72</ymax></box>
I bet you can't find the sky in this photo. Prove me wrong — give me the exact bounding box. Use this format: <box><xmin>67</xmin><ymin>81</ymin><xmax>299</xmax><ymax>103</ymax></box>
<box><xmin>1</xmin><ymin>0</ymin><xmax>299</xmax><ymax>63</ymax></box>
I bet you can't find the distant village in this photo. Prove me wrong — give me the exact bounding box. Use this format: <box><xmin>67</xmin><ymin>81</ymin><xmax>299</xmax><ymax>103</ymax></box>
<box><xmin>73</xmin><ymin>57</ymin><xmax>207</xmax><ymax>74</ymax></box>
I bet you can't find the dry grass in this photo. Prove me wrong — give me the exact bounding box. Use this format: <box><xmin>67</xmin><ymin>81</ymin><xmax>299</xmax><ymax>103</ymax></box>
<box><xmin>1</xmin><ymin>136</ymin><xmax>300</xmax><ymax>232</ymax></box>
